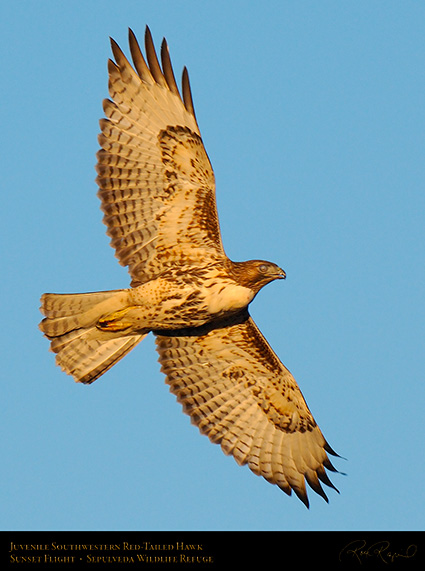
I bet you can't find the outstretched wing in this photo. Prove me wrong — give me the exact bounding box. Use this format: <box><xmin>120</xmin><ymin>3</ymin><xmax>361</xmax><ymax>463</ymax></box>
<box><xmin>97</xmin><ymin>27</ymin><xmax>225</xmax><ymax>285</ymax></box>
<box><xmin>155</xmin><ymin>310</ymin><xmax>340</xmax><ymax>507</ymax></box>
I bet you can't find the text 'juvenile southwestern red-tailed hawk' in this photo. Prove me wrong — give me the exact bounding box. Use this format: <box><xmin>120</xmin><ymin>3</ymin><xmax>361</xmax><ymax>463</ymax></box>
<box><xmin>39</xmin><ymin>27</ymin><xmax>341</xmax><ymax>507</ymax></box>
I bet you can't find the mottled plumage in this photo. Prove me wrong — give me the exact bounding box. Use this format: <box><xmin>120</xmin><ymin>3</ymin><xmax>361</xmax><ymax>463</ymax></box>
<box><xmin>39</xmin><ymin>27</ymin><xmax>341</xmax><ymax>506</ymax></box>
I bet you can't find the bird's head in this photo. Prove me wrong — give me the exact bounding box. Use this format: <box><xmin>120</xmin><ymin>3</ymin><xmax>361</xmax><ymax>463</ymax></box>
<box><xmin>230</xmin><ymin>259</ymin><xmax>286</xmax><ymax>294</ymax></box>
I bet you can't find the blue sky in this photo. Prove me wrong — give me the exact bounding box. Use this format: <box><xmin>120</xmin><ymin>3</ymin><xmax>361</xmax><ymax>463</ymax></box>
<box><xmin>1</xmin><ymin>1</ymin><xmax>424</xmax><ymax>531</ymax></box>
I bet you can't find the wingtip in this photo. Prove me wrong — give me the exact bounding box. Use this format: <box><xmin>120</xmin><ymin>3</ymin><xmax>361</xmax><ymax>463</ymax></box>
<box><xmin>128</xmin><ymin>27</ymin><xmax>137</xmax><ymax>46</ymax></box>
<box><xmin>181</xmin><ymin>66</ymin><xmax>197</xmax><ymax>123</ymax></box>
<box><xmin>109</xmin><ymin>36</ymin><xmax>126</xmax><ymax>67</ymax></box>
<box><xmin>305</xmin><ymin>472</ymin><xmax>330</xmax><ymax>503</ymax></box>
<box><xmin>324</xmin><ymin>441</ymin><xmax>344</xmax><ymax>458</ymax></box>
<box><xmin>144</xmin><ymin>25</ymin><xmax>167</xmax><ymax>86</ymax></box>
<box><xmin>144</xmin><ymin>24</ymin><xmax>153</xmax><ymax>44</ymax></box>
<box><xmin>291</xmin><ymin>485</ymin><xmax>310</xmax><ymax>509</ymax></box>
<box><xmin>299</xmin><ymin>494</ymin><xmax>310</xmax><ymax>509</ymax></box>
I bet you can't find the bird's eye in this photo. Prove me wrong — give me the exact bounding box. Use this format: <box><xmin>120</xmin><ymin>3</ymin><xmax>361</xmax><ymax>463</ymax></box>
<box><xmin>258</xmin><ymin>264</ymin><xmax>269</xmax><ymax>273</ymax></box>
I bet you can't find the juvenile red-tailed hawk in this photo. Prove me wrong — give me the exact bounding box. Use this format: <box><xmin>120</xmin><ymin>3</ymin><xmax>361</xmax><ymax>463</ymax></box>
<box><xmin>39</xmin><ymin>27</ymin><xmax>341</xmax><ymax>507</ymax></box>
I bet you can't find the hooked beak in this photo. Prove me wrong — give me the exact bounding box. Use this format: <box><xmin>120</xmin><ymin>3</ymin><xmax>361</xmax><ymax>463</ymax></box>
<box><xmin>276</xmin><ymin>267</ymin><xmax>286</xmax><ymax>280</ymax></box>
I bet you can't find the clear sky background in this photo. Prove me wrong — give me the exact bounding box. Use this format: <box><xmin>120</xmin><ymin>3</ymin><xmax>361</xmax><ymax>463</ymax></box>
<box><xmin>1</xmin><ymin>1</ymin><xmax>424</xmax><ymax>532</ymax></box>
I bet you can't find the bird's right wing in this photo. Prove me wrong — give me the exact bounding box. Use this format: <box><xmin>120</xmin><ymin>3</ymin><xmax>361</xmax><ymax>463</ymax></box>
<box><xmin>97</xmin><ymin>27</ymin><xmax>226</xmax><ymax>286</ymax></box>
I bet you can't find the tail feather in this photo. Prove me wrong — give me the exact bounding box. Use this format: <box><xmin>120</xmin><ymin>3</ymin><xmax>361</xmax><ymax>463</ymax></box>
<box><xmin>40</xmin><ymin>290</ymin><xmax>130</xmax><ymax>337</ymax></box>
<box><xmin>52</xmin><ymin>327</ymin><xmax>146</xmax><ymax>384</ymax></box>
<box><xmin>39</xmin><ymin>290</ymin><xmax>146</xmax><ymax>384</ymax></box>
<box><xmin>41</xmin><ymin>290</ymin><xmax>124</xmax><ymax>318</ymax></box>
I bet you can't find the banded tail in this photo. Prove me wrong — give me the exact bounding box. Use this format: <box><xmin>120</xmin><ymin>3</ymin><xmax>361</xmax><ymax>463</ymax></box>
<box><xmin>39</xmin><ymin>290</ymin><xmax>146</xmax><ymax>384</ymax></box>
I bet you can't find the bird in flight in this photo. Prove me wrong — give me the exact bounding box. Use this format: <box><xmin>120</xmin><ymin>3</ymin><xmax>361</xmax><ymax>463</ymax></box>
<box><xmin>39</xmin><ymin>27</ymin><xmax>341</xmax><ymax>507</ymax></box>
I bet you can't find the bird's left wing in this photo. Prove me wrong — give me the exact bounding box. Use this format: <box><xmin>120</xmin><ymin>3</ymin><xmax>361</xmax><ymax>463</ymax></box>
<box><xmin>155</xmin><ymin>310</ymin><xmax>340</xmax><ymax>507</ymax></box>
<box><xmin>97</xmin><ymin>28</ymin><xmax>225</xmax><ymax>286</ymax></box>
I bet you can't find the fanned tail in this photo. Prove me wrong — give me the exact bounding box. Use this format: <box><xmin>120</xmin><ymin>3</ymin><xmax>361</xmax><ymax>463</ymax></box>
<box><xmin>39</xmin><ymin>291</ymin><xmax>146</xmax><ymax>384</ymax></box>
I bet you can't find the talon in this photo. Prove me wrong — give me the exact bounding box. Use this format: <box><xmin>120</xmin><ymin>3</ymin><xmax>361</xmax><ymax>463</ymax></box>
<box><xmin>97</xmin><ymin>309</ymin><xmax>132</xmax><ymax>332</ymax></box>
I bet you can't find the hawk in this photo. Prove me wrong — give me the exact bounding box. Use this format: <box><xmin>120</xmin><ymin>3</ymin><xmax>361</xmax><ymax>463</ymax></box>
<box><xmin>39</xmin><ymin>27</ymin><xmax>341</xmax><ymax>507</ymax></box>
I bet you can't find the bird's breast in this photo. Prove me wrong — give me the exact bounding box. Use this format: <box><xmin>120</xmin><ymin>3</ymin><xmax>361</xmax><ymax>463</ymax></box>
<box><xmin>201</xmin><ymin>280</ymin><xmax>255</xmax><ymax>316</ymax></box>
